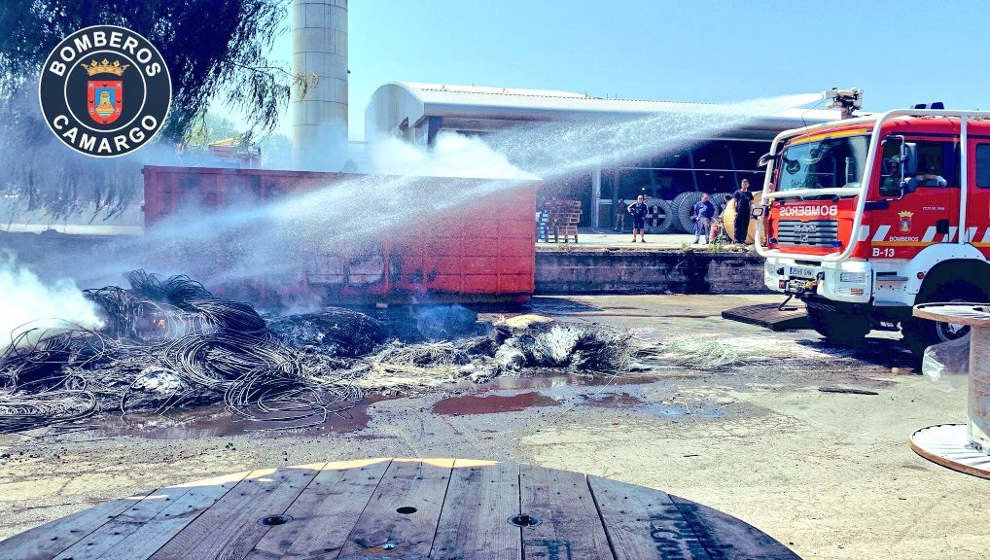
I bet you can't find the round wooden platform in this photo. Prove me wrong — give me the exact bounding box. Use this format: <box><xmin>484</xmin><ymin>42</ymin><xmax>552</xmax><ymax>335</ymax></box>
<box><xmin>0</xmin><ymin>458</ymin><xmax>799</xmax><ymax>560</ymax></box>
<box><xmin>910</xmin><ymin>424</ymin><xmax>990</xmax><ymax>480</ymax></box>
<box><xmin>913</xmin><ymin>302</ymin><xmax>990</xmax><ymax>327</ymax></box>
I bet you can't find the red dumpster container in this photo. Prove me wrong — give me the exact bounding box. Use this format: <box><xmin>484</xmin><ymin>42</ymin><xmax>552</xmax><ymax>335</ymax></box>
<box><xmin>142</xmin><ymin>166</ymin><xmax>538</xmax><ymax>304</ymax></box>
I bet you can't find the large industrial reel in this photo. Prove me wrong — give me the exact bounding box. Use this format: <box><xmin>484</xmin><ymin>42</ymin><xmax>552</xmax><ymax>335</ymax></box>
<box><xmin>713</xmin><ymin>192</ymin><xmax>734</xmax><ymax>214</ymax></box>
<box><xmin>645</xmin><ymin>199</ymin><xmax>675</xmax><ymax>234</ymax></box>
<box><xmin>671</xmin><ymin>191</ymin><xmax>704</xmax><ymax>234</ymax></box>
<box><xmin>722</xmin><ymin>191</ymin><xmax>763</xmax><ymax>244</ymax></box>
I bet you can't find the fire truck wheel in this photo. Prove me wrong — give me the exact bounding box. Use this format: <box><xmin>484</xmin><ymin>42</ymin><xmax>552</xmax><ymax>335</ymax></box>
<box><xmin>806</xmin><ymin>301</ymin><xmax>870</xmax><ymax>345</ymax></box>
<box><xmin>902</xmin><ymin>280</ymin><xmax>988</xmax><ymax>357</ymax></box>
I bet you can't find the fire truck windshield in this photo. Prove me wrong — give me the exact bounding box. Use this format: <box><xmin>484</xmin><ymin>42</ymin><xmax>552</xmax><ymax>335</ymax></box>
<box><xmin>777</xmin><ymin>134</ymin><xmax>870</xmax><ymax>193</ymax></box>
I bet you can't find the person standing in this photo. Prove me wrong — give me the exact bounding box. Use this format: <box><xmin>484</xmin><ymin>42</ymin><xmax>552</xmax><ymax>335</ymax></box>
<box><xmin>710</xmin><ymin>193</ymin><xmax>732</xmax><ymax>243</ymax></box>
<box><xmin>732</xmin><ymin>178</ymin><xmax>755</xmax><ymax>244</ymax></box>
<box><xmin>627</xmin><ymin>194</ymin><xmax>649</xmax><ymax>243</ymax></box>
<box><xmin>614</xmin><ymin>198</ymin><xmax>626</xmax><ymax>232</ymax></box>
<box><xmin>691</xmin><ymin>192</ymin><xmax>716</xmax><ymax>244</ymax></box>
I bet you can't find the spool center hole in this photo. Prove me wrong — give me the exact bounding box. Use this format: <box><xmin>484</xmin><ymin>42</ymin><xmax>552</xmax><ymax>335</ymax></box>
<box><xmin>508</xmin><ymin>513</ymin><xmax>541</xmax><ymax>527</ymax></box>
<box><xmin>260</xmin><ymin>514</ymin><xmax>292</xmax><ymax>526</ymax></box>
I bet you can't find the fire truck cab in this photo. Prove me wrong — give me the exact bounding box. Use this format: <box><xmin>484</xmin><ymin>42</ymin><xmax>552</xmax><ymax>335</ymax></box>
<box><xmin>757</xmin><ymin>109</ymin><xmax>990</xmax><ymax>355</ymax></box>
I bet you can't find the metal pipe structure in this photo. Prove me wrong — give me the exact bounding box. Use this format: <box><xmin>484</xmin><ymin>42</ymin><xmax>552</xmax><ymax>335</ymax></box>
<box><xmin>290</xmin><ymin>0</ymin><xmax>348</xmax><ymax>165</ymax></box>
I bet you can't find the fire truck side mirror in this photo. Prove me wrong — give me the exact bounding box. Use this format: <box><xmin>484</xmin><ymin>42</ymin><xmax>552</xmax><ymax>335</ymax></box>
<box><xmin>880</xmin><ymin>136</ymin><xmax>903</xmax><ymax>197</ymax></box>
<box><xmin>757</xmin><ymin>153</ymin><xmax>772</xmax><ymax>167</ymax></box>
<box><xmin>879</xmin><ymin>136</ymin><xmax>918</xmax><ymax>198</ymax></box>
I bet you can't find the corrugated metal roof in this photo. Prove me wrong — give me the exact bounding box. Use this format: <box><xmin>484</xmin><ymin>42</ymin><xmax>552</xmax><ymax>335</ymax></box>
<box><xmin>403</xmin><ymin>82</ymin><xmax>592</xmax><ymax>100</ymax></box>
<box><xmin>395</xmin><ymin>81</ymin><xmax>842</xmax><ymax>120</ymax></box>
<box><xmin>365</xmin><ymin>82</ymin><xmax>854</xmax><ymax>140</ymax></box>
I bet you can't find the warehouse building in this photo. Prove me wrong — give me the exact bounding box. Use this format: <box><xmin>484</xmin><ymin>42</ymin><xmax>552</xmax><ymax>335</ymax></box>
<box><xmin>365</xmin><ymin>82</ymin><xmax>844</xmax><ymax>232</ymax></box>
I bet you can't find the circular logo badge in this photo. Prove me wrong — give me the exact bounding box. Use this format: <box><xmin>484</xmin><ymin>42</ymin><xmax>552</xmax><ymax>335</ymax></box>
<box><xmin>39</xmin><ymin>25</ymin><xmax>171</xmax><ymax>158</ymax></box>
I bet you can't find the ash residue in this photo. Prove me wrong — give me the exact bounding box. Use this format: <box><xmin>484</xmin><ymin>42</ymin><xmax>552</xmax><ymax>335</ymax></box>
<box><xmin>0</xmin><ymin>273</ymin><xmax>643</xmax><ymax>433</ymax></box>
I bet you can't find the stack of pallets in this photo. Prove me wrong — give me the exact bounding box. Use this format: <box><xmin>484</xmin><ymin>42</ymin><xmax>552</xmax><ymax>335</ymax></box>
<box><xmin>537</xmin><ymin>200</ymin><xmax>582</xmax><ymax>243</ymax></box>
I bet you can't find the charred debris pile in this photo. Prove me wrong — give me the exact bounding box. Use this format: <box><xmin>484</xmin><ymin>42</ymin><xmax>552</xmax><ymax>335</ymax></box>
<box><xmin>0</xmin><ymin>272</ymin><xmax>644</xmax><ymax>433</ymax></box>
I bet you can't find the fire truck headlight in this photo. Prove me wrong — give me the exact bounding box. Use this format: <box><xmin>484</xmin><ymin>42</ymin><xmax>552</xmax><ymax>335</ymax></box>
<box><xmin>839</xmin><ymin>272</ymin><xmax>866</xmax><ymax>284</ymax></box>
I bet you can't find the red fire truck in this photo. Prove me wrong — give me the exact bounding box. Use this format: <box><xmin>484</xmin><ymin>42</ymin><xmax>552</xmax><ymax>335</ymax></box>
<box><xmin>756</xmin><ymin>108</ymin><xmax>990</xmax><ymax>355</ymax></box>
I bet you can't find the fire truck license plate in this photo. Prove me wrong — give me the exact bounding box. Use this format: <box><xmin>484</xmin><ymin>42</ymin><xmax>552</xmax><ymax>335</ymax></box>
<box><xmin>788</xmin><ymin>266</ymin><xmax>816</xmax><ymax>279</ymax></box>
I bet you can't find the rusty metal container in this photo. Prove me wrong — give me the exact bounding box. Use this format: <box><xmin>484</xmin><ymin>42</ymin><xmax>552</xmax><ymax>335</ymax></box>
<box><xmin>142</xmin><ymin>165</ymin><xmax>537</xmax><ymax>304</ymax></box>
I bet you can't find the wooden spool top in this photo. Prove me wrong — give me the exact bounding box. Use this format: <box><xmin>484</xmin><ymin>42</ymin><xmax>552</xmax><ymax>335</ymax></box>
<box><xmin>913</xmin><ymin>302</ymin><xmax>990</xmax><ymax>327</ymax></box>
<box><xmin>0</xmin><ymin>457</ymin><xmax>798</xmax><ymax>560</ymax></box>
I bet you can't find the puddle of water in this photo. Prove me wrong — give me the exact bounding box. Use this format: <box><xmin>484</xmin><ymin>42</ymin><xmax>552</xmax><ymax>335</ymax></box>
<box><xmin>575</xmin><ymin>390</ymin><xmax>725</xmax><ymax>419</ymax></box>
<box><xmin>483</xmin><ymin>371</ymin><xmax>668</xmax><ymax>392</ymax></box>
<box><xmin>432</xmin><ymin>382</ymin><xmax>725</xmax><ymax>421</ymax></box>
<box><xmin>432</xmin><ymin>391</ymin><xmax>562</xmax><ymax>416</ymax></box>
<box><xmin>582</xmin><ymin>392</ymin><xmax>645</xmax><ymax>407</ymax></box>
<box><xmin>87</xmin><ymin>397</ymin><xmax>378</xmax><ymax>439</ymax></box>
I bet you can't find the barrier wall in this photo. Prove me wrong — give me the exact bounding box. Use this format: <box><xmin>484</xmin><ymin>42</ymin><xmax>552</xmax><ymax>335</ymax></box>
<box><xmin>535</xmin><ymin>247</ymin><xmax>766</xmax><ymax>294</ymax></box>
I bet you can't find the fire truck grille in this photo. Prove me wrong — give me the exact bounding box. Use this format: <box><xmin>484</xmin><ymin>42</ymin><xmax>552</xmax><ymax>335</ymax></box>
<box><xmin>776</xmin><ymin>220</ymin><xmax>840</xmax><ymax>247</ymax></box>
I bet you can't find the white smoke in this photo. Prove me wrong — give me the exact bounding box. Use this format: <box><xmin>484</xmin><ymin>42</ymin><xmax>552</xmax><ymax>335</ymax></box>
<box><xmin>0</xmin><ymin>252</ymin><xmax>104</xmax><ymax>349</ymax></box>
<box><xmin>369</xmin><ymin>132</ymin><xmax>534</xmax><ymax>179</ymax></box>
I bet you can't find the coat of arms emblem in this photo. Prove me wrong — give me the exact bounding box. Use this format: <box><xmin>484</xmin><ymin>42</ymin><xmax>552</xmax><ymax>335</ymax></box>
<box><xmin>898</xmin><ymin>211</ymin><xmax>914</xmax><ymax>233</ymax></box>
<box><xmin>82</xmin><ymin>59</ymin><xmax>129</xmax><ymax>125</ymax></box>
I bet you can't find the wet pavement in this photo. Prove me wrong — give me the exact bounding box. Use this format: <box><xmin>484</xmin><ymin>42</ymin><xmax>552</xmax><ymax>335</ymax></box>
<box><xmin>0</xmin><ymin>294</ymin><xmax>985</xmax><ymax>560</ymax></box>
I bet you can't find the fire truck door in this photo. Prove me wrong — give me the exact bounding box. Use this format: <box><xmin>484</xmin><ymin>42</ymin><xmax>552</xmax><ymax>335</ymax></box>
<box><xmin>967</xmin><ymin>139</ymin><xmax>990</xmax><ymax>255</ymax></box>
<box><xmin>871</xmin><ymin>138</ymin><xmax>960</xmax><ymax>258</ymax></box>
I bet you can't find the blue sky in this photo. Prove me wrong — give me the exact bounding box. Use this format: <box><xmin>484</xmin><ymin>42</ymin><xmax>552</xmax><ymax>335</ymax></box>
<box><xmin>271</xmin><ymin>0</ymin><xmax>989</xmax><ymax>140</ymax></box>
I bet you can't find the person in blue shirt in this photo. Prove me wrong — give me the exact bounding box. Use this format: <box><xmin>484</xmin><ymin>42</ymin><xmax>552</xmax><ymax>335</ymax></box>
<box><xmin>906</xmin><ymin>164</ymin><xmax>948</xmax><ymax>190</ymax></box>
<box><xmin>627</xmin><ymin>195</ymin><xmax>649</xmax><ymax>243</ymax></box>
<box><xmin>692</xmin><ymin>192</ymin><xmax>717</xmax><ymax>244</ymax></box>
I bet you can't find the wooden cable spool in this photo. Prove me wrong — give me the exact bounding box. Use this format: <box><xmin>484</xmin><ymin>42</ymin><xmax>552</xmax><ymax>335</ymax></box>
<box><xmin>910</xmin><ymin>303</ymin><xmax>990</xmax><ymax>478</ymax></box>
<box><xmin>721</xmin><ymin>191</ymin><xmax>762</xmax><ymax>244</ymax></box>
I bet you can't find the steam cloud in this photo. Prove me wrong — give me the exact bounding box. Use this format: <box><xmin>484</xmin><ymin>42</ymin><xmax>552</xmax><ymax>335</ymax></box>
<box><xmin>369</xmin><ymin>132</ymin><xmax>535</xmax><ymax>179</ymax></box>
<box><xmin>0</xmin><ymin>252</ymin><xmax>104</xmax><ymax>349</ymax></box>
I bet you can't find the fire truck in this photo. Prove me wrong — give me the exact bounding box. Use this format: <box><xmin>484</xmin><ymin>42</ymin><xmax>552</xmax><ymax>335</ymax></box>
<box><xmin>756</xmin><ymin>104</ymin><xmax>990</xmax><ymax>355</ymax></box>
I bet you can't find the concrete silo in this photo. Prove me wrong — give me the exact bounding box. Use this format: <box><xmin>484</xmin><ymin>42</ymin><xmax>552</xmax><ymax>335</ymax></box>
<box><xmin>290</xmin><ymin>0</ymin><xmax>348</xmax><ymax>165</ymax></box>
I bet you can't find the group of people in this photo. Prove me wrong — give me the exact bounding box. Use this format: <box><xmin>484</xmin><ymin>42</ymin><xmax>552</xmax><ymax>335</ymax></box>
<box><xmin>617</xmin><ymin>179</ymin><xmax>755</xmax><ymax>245</ymax></box>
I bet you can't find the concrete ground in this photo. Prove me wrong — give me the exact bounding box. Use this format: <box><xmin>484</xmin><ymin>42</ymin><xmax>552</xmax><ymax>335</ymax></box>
<box><xmin>1</xmin><ymin>294</ymin><xmax>986</xmax><ymax>560</ymax></box>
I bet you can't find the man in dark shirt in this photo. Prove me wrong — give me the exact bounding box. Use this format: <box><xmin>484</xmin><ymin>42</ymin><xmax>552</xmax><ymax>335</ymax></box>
<box><xmin>627</xmin><ymin>194</ymin><xmax>649</xmax><ymax>243</ymax></box>
<box><xmin>614</xmin><ymin>198</ymin><xmax>626</xmax><ymax>231</ymax></box>
<box><xmin>691</xmin><ymin>192</ymin><xmax>716</xmax><ymax>244</ymax></box>
<box><xmin>732</xmin><ymin>179</ymin><xmax>755</xmax><ymax>244</ymax></box>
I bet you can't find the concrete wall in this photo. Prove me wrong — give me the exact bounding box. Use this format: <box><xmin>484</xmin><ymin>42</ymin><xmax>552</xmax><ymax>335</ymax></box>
<box><xmin>535</xmin><ymin>249</ymin><xmax>768</xmax><ymax>294</ymax></box>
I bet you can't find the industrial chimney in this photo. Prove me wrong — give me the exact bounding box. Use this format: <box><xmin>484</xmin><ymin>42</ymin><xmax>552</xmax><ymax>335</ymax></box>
<box><xmin>290</xmin><ymin>0</ymin><xmax>348</xmax><ymax>165</ymax></box>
